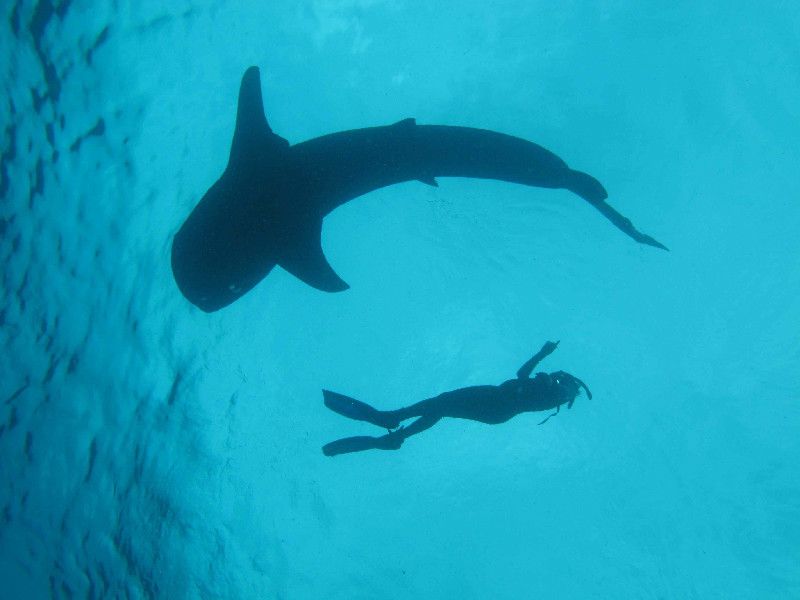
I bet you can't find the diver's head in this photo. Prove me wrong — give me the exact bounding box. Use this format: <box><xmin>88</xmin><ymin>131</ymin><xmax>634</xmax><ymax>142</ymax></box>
<box><xmin>548</xmin><ymin>370</ymin><xmax>592</xmax><ymax>408</ymax></box>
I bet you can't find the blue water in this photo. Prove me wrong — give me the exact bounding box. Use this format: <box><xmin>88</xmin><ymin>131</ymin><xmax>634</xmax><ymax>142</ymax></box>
<box><xmin>2</xmin><ymin>1</ymin><xmax>799</xmax><ymax>598</ymax></box>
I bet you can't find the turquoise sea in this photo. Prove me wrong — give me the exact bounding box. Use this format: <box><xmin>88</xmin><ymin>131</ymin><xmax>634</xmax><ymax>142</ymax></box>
<box><xmin>1</xmin><ymin>2</ymin><xmax>799</xmax><ymax>598</ymax></box>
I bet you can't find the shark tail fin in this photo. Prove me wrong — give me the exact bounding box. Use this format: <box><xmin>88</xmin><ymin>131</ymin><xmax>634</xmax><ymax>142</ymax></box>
<box><xmin>564</xmin><ymin>169</ymin><xmax>608</xmax><ymax>203</ymax></box>
<box><xmin>564</xmin><ymin>170</ymin><xmax>669</xmax><ymax>250</ymax></box>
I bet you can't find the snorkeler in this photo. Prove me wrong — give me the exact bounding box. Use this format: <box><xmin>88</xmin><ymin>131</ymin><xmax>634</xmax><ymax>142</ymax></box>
<box><xmin>322</xmin><ymin>340</ymin><xmax>591</xmax><ymax>456</ymax></box>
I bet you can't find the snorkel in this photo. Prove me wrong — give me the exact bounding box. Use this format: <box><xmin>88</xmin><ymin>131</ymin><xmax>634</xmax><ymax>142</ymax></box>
<box><xmin>537</xmin><ymin>371</ymin><xmax>592</xmax><ymax>425</ymax></box>
<box><xmin>552</xmin><ymin>370</ymin><xmax>593</xmax><ymax>407</ymax></box>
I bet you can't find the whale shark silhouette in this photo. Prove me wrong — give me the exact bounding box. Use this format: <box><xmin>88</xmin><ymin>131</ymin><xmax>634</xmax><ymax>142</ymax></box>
<box><xmin>172</xmin><ymin>66</ymin><xmax>666</xmax><ymax>312</ymax></box>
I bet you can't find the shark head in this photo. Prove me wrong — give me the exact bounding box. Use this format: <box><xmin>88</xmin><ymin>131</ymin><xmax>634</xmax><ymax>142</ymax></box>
<box><xmin>171</xmin><ymin>175</ymin><xmax>279</xmax><ymax>312</ymax></box>
<box><xmin>171</xmin><ymin>67</ymin><xmax>348</xmax><ymax>312</ymax></box>
<box><xmin>171</xmin><ymin>67</ymin><xmax>290</xmax><ymax>312</ymax></box>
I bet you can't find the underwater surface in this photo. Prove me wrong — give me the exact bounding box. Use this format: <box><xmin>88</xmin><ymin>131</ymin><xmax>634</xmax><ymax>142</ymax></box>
<box><xmin>1</xmin><ymin>1</ymin><xmax>799</xmax><ymax>598</ymax></box>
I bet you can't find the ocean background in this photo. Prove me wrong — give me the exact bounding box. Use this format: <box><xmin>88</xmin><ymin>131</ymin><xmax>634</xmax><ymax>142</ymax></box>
<box><xmin>1</xmin><ymin>1</ymin><xmax>799</xmax><ymax>598</ymax></box>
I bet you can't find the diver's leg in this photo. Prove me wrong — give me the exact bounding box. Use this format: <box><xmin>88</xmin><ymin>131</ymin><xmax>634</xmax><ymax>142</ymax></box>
<box><xmin>325</xmin><ymin>384</ymin><xmax>501</xmax><ymax>431</ymax></box>
<box><xmin>382</xmin><ymin>396</ymin><xmax>447</xmax><ymax>424</ymax></box>
<box><xmin>321</xmin><ymin>415</ymin><xmax>441</xmax><ymax>456</ymax></box>
<box><xmin>397</xmin><ymin>414</ymin><xmax>441</xmax><ymax>438</ymax></box>
<box><xmin>322</xmin><ymin>390</ymin><xmax>400</xmax><ymax>429</ymax></box>
<box><xmin>326</xmin><ymin>394</ymin><xmax>445</xmax><ymax>430</ymax></box>
<box><xmin>386</xmin><ymin>385</ymin><xmax>504</xmax><ymax>424</ymax></box>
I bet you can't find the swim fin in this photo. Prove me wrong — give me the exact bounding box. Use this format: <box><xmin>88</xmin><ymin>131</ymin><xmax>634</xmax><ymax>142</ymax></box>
<box><xmin>322</xmin><ymin>389</ymin><xmax>399</xmax><ymax>429</ymax></box>
<box><xmin>322</xmin><ymin>431</ymin><xmax>405</xmax><ymax>456</ymax></box>
<box><xmin>323</xmin><ymin>436</ymin><xmax>382</xmax><ymax>456</ymax></box>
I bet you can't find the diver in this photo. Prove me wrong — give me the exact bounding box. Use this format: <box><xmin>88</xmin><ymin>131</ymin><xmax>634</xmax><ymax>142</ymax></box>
<box><xmin>322</xmin><ymin>340</ymin><xmax>591</xmax><ymax>456</ymax></box>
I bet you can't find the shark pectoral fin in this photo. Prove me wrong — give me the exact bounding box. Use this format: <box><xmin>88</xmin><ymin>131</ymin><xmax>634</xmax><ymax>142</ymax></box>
<box><xmin>417</xmin><ymin>176</ymin><xmax>439</xmax><ymax>187</ymax></box>
<box><xmin>277</xmin><ymin>221</ymin><xmax>350</xmax><ymax>292</ymax></box>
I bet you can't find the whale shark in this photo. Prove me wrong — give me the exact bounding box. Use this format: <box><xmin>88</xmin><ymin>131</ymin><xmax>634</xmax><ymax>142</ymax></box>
<box><xmin>172</xmin><ymin>66</ymin><xmax>666</xmax><ymax>312</ymax></box>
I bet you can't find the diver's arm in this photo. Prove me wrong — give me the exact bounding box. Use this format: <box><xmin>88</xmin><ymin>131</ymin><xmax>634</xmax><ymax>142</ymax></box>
<box><xmin>516</xmin><ymin>340</ymin><xmax>559</xmax><ymax>379</ymax></box>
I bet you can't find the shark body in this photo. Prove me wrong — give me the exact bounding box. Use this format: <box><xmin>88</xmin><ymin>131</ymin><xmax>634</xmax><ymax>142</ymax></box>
<box><xmin>172</xmin><ymin>67</ymin><xmax>665</xmax><ymax>312</ymax></box>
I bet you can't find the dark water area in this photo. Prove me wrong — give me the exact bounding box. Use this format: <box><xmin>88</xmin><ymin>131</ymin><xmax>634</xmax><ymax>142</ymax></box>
<box><xmin>1</xmin><ymin>2</ymin><xmax>798</xmax><ymax>598</ymax></box>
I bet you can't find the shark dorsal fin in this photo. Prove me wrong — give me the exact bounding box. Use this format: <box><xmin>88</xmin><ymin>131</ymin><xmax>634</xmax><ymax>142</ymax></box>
<box><xmin>277</xmin><ymin>219</ymin><xmax>350</xmax><ymax>293</ymax></box>
<box><xmin>392</xmin><ymin>117</ymin><xmax>416</xmax><ymax>128</ymax></box>
<box><xmin>229</xmin><ymin>66</ymin><xmax>289</xmax><ymax>166</ymax></box>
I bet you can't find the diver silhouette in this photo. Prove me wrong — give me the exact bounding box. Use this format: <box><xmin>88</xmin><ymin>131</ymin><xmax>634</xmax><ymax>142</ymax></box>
<box><xmin>322</xmin><ymin>341</ymin><xmax>591</xmax><ymax>456</ymax></box>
